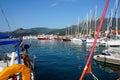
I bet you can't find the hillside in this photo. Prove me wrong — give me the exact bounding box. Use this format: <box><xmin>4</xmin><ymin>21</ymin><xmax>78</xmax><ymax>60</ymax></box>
<box><xmin>0</xmin><ymin>18</ymin><xmax>120</xmax><ymax>38</ymax></box>
<box><xmin>71</xmin><ymin>18</ymin><xmax>120</xmax><ymax>34</ymax></box>
<box><xmin>10</xmin><ymin>28</ymin><xmax>59</xmax><ymax>37</ymax></box>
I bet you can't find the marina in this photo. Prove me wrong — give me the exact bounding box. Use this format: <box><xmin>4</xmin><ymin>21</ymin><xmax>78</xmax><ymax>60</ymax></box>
<box><xmin>25</xmin><ymin>39</ymin><xmax>120</xmax><ymax>80</ymax></box>
<box><xmin>0</xmin><ymin>0</ymin><xmax>120</xmax><ymax>80</ymax></box>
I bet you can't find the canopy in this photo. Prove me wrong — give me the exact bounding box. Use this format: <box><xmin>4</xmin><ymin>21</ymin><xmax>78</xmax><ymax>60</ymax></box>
<box><xmin>0</xmin><ymin>33</ymin><xmax>9</xmax><ymax>39</ymax></box>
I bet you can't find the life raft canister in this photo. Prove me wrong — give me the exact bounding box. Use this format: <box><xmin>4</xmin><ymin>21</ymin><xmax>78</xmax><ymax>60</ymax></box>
<box><xmin>0</xmin><ymin>64</ymin><xmax>30</xmax><ymax>80</ymax></box>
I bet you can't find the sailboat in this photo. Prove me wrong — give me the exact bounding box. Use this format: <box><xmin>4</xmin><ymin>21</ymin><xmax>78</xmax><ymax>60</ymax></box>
<box><xmin>63</xmin><ymin>26</ymin><xmax>71</xmax><ymax>41</ymax></box>
<box><xmin>0</xmin><ymin>34</ymin><xmax>36</xmax><ymax>80</ymax></box>
<box><xmin>79</xmin><ymin>0</ymin><xmax>109</xmax><ymax>79</ymax></box>
<box><xmin>84</xmin><ymin>8</ymin><xmax>101</xmax><ymax>46</ymax></box>
<box><xmin>93</xmin><ymin>49</ymin><xmax>120</xmax><ymax>65</ymax></box>
<box><xmin>99</xmin><ymin>0</ymin><xmax>120</xmax><ymax>47</ymax></box>
<box><xmin>93</xmin><ymin>0</ymin><xmax>120</xmax><ymax>68</ymax></box>
<box><xmin>71</xmin><ymin>16</ymin><xmax>83</xmax><ymax>44</ymax></box>
<box><xmin>0</xmin><ymin>6</ymin><xmax>36</xmax><ymax>80</ymax></box>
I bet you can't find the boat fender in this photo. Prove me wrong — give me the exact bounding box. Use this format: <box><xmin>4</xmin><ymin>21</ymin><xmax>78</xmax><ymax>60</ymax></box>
<box><xmin>0</xmin><ymin>64</ymin><xmax>30</xmax><ymax>80</ymax></box>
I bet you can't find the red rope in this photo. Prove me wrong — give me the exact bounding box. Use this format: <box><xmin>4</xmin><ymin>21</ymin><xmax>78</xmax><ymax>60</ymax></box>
<box><xmin>79</xmin><ymin>0</ymin><xmax>110</xmax><ymax>80</ymax></box>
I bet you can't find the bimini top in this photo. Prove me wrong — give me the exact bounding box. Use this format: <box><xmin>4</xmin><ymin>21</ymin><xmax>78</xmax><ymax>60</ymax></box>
<box><xmin>0</xmin><ymin>33</ymin><xmax>20</xmax><ymax>45</ymax></box>
<box><xmin>0</xmin><ymin>33</ymin><xmax>9</xmax><ymax>39</ymax></box>
<box><xmin>0</xmin><ymin>39</ymin><xmax>20</xmax><ymax>45</ymax></box>
<box><xmin>0</xmin><ymin>33</ymin><xmax>21</xmax><ymax>64</ymax></box>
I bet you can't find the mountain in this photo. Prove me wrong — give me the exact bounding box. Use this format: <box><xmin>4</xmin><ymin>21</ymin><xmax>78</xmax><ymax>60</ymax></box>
<box><xmin>9</xmin><ymin>27</ymin><xmax>60</xmax><ymax>37</ymax></box>
<box><xmin>75</xmin><ymin>17</ymin><xmax>120</xmax><ymax>34</ymax></box>
<box><xmin>0</xmin><ymin>18</ymin><xmax>120</xmax><ymax>38</ymax></box>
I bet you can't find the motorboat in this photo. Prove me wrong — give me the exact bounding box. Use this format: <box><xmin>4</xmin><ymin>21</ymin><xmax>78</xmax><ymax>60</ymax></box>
<box><xmin>93</xmin><ymin>49</ymin><xmax>120</xmax><ymax>65</ymax></box>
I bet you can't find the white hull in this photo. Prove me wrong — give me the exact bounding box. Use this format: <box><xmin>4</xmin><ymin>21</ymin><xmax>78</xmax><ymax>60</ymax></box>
<box><xmin>99</xmin><ymin>40</ymin><xmax>120</xmax><ymax>47</ymax></box>
<box><xmin>93</xmin><ymin>51</ymin><xmax>120</xmax><ymax>65</ymax></box>
<box><xmin>71</xmin><ymin>38</ymin><xmax>82</xmax><ymax>44</ymax></box>
<box><xmin>85</xmin><ymin>38</ymin><xmax>100</xmax><ymax>46</ymax></box>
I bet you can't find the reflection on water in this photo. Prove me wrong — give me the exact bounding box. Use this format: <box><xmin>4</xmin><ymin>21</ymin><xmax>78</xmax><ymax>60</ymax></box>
<box><xmin>96</xmin><ymin>61</ymin><xmax>120</xmax><ymax>72</ymax></box>
<box><xmin>94</xmin><ymin>61</ymin><xmax>120</xmax><ymax>79</ymax></box>
<box><xmin>22</xmin><ymin>39</ymin><xmax>120</xmax><ymax>80</ymax></box>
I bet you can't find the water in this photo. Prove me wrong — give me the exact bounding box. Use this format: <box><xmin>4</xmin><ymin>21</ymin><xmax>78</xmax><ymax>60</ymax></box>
<box><xmin>21</xmin><ymin>39</ymin><xmax>120</xmax><ymax>80</ymax></box>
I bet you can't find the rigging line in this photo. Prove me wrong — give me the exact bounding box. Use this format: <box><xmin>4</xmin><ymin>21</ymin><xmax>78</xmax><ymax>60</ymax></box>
<box><xmin>0</xmin><ymin>5</ymin><xmax>11</xmax><ymax>32</ymax></box>
<box><xmin>90</xmin><ymin>72</ymin><xmax>98</xmax><ymax>80</ymax></box>
<box><xmin>0</xmin><ymin>45</ymin><xmax>10</xmax><ymax>53</ymax></box>
<box><xmin>106</xmin><ymin>0</ymin><xmax>119</xmax><ymax>35</ymax></box>
<box><xmin>79</xmin><ymin>0</ymin><xmax>110</xmax><ymax>80</ymax></box>
<box><xmin>80</xmin><ymin>21</ymin><xmax>85</xmax><ymax>35</ymax></box>
<box><xmin>113</xmin><ymin>0</ymin><xmax>119</xmax><ymax>18</ymax></box>
<box><xmin>108</xmin><ymin>0</ymin><xmax>119</xmax><ymax>28</ymax></box>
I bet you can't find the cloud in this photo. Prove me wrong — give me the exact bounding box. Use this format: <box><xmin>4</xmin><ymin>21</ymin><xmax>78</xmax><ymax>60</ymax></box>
<box><xmin>50</xmin><ymin>3</ymin><xmax>58</xmax><ymax>7</ymax></box>
<box><xmin>50</xmin><ymin>0</ymin><xmax>78</xmax><ymax>7</ymax></box>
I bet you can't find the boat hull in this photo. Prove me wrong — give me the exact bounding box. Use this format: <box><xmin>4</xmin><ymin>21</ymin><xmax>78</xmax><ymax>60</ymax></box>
<box><xmin>93</xmin><ymin>54</ymin><xmax>120</xmax><ymax>65</ymax></box>
<box><xmin>37</xmin><ymin>38</ymin><xmax>50</xmax><ymax>40</ymax></box>
<box><xmin>63</xmin><ymin>38</ymin><xmax>71</xmax><ymax>41</ymax></box>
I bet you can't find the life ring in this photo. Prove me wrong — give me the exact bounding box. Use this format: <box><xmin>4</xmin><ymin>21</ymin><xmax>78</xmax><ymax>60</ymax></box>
<box><xmin>0</xmin><ymin>64</ymin><xmax>30</xmax><ymax>80</ymax></box>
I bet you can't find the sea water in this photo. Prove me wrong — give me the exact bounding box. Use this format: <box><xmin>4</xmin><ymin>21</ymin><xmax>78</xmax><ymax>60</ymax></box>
<box><xmin>24</xmin><ymin>39</ymin><xmax>120</xmax><ymax>80</ymax></box>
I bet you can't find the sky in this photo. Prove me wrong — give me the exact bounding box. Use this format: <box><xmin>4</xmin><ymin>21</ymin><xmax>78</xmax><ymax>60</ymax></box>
<box><xmin>0</xmin><ymin>0</ymin><xmax>119</xmax><ymax>32</ymax></box>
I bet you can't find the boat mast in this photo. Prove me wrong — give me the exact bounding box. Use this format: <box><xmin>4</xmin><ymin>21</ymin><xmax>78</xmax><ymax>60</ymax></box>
<box><xmin>78</xmin><ymin>16</ymin><xmax>80</xmax><ymax>38</ymax></box>
<box><xmin>109</xmin><ymin>9</ymin><xmax>113</xmax><ymax>39</ymax></box>
<box><xmin>116</xmin><ymin>0</ymin><xmax>118</xmax><ymax>39</ymax></box>
<box><xmin>94</xmin><ymin>6</ymin><xmax>97</xmax><ymax>38</ymax></box>
<box><xmin>79</xmin><ymin>0</ymin><xmax>110</xmax><ymax>79</ymax></box>
<box><xmin>66</xmin><ymin>26</ymin><xmax>68</xmax><ymax>36</ymax></box>
<box><xmin>68</xmin><ymin>25</ymin><xmax>69</xmax><ymax>36</ymax></box>
<box><xmin>80</xmin><ymin>20</ymin><xmax>85</xmax><ymax>37</ymax></box>
<box><xmin>106</xmin><ymin>14</ymin><xmax>110</xmax><ymax>37</ymax></box>
<box><xmin>71</xmin><ymin>25</ymin><xmax>72</xmax><ymax>37</ymax></box>
<box><xmin>86</xmin><ymin>12</ymin><xmax>89</xmax><ymax>37</ymax></box>
<box><xmin>89</xmin><ymin>9</ymin><xmax>92</xmax><ymax>37</ymax></box>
